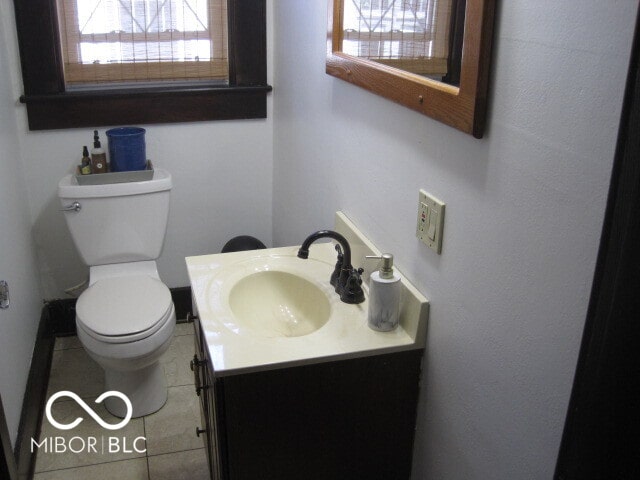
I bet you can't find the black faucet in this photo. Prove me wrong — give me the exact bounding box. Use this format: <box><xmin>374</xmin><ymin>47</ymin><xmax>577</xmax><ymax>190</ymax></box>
<box><xmin>297</xmin><ymin>230</ymin><xmax>365</xmax><ymax>304</ymax></box>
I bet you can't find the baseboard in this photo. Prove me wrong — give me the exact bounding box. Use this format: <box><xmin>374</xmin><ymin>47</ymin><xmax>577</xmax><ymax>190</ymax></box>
<box><xmin>1</xmin><ymin>395</ymin><xmax>18</xmax><ymax>480</ymax></box>
<box><xmin>13</xmin><ymin>304</ymin><xmax>55</xmax><ymax>480</ymax></box>
<box><xmin>47</xmin><ymin>298</ymin><xmax>77</xmax><ymax>336</ymax></box>
<box><xmin>170</xmin><ymin>286</ymin><xmax>192</xmax><ymax>321</ymax></box>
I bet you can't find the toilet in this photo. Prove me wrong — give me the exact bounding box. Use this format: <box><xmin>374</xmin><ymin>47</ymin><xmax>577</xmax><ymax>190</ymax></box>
<box><xmin>58</xmin><ymin>169</ymin><xmax>175</xmax><ymax>418</ymax></box>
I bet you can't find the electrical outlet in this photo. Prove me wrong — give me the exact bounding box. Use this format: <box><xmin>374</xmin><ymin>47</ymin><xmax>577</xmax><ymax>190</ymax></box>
<box><xmin>416</xmin><ymin>189</ymin><xmax>445</xmax><ymax>254</ymax></box>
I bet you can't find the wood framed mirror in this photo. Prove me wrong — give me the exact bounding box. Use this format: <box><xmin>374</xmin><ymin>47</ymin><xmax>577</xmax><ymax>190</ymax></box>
<box><xmin>327</xmin><ymin>0</ymin><xmax>496</xmax><ymax>138</ymax></box>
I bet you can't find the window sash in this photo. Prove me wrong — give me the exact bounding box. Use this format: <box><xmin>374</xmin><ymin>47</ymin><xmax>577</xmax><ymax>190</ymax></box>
<box><xmin>56</xmin><ymin>0</ymin><xmax>228</xmax><ymax>86</ymax></box>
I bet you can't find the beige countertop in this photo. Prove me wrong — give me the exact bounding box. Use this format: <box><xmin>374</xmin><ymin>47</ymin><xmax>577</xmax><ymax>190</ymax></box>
<box><xmin>186</xmin><ymin>212</ymin><xmax>429</xmax><ymax>377</ymax></box>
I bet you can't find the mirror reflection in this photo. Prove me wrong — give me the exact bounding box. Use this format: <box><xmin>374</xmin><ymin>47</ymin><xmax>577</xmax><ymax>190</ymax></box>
<box><xmin>340</xmin><ymin>0</ymin><xmax>465</xmax><ymax>86</ymax></box>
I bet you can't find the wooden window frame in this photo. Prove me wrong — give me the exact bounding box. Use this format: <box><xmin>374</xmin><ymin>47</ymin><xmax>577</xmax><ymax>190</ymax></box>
<box><xmin>13</xmin><ymin>0</ymin><xmax>271</xmax><ymax>130</ymax></box>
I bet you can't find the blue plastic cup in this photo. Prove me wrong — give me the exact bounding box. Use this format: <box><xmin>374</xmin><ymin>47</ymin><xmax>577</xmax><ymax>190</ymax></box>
<box><xmin>106</xmin><ymin>127</ymin><xmax>146</xmax><ymax>172</ymax></box>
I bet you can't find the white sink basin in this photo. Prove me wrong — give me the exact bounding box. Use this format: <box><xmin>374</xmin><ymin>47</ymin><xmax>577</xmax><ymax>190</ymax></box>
<box><xmin>228</xmin><ymin>270</ymin><xmax>331</xmax><ymax>337</ymax></box>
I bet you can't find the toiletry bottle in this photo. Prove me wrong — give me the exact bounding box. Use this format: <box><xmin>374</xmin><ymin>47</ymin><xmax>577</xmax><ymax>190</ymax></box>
<box><xmin>80</xmin><ymin>146</ymin><xmax>91</xmax><ymax>175</ymax></box>
<box><xmin>366</xmin><ymin>253</ymin><xmax>401</xmax><ymax>332</ymax></box>
<box><xmin>91</xmin><ymin>130</ymin><xmax>108</xmax><ymax>173</ymax></box>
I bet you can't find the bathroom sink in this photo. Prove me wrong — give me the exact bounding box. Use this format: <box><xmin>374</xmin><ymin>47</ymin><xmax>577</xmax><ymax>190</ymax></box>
<box><xmin>228</xmin><ymin>270</ymin><xmax>331</xmax><ymax>337</ymax></box>
<box><xmin>207</xmin><ymin>253</ymin><xmax>339</xmax><ymax>339</ymax></box>
<box><xmin>185</xmin><ymin>212</ymin><xmax>429</xmax><ymax>376</ymax></box>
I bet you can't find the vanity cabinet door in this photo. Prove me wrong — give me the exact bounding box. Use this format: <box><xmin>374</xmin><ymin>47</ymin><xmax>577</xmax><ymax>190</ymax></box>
<box><xmin>219</xmin><ymin>350</ymin><xmax>423</xmax><ymax>480</ymax></box>
<box><xmin>192</xmin><ymin>316</ymin><xmax>227</xmax><ymax>480</ymax></box>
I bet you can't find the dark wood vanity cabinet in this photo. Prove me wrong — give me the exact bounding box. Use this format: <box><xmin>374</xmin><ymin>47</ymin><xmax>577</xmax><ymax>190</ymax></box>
<box><xmin>191</xmin><ymin>316</ymin><xmax>424</xmax><ymax>480</ymax></box>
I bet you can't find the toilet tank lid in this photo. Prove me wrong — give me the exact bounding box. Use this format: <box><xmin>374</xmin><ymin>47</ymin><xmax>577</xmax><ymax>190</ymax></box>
<box><xmin>58</xmin><ymin>168</ymin><xmax>172</xmax><ymax>199</ymax></box>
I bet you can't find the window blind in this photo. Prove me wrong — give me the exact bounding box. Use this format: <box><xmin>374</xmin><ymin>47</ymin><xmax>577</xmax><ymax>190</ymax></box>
<box><xmin>342</xmin><ymin>0</ymin><xmax>453</xmax><ymax>77</ymax></box>
<box><xmin>56</xmin><ymin>0</ymin><xmax>228</xmax><ymax>86</ymax></box>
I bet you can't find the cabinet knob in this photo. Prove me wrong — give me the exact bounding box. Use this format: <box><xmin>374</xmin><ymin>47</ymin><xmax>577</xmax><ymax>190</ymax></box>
<box><xmin>196</xmin><ymin>384</ymin><xmax>207</xmax><ymax>396</ymax></box>
<box><xmin>196</xmin><ymin>427</ymin><xmax>206</xmax><ymax>438</ymax></box>
<box><xmin>190</xmin><ymin>354</ymin><xmax>205</xmax><ymax>371</ymax></box>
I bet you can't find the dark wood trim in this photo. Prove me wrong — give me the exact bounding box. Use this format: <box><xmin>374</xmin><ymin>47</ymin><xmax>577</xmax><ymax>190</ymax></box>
<box><xmin>12</xmin><ymin>0</ymin><xmax>271</xmax><ymax>130</ymax></box>
<box><xmin>554</xmin><ymin>9</ymin><xmax>640</xmax><ymax>479</ymax></box>
<box><xmin>13</xmin><ymin>305</ymin><xmax>55</xmax><ymax>480</ymax></box>
<box><xmin>46</xmin><ymin>299</ymin><xmax>77</xmax><ymax>337</ymax></box>
<box><xmin>12</xmin><ymin>0</ymin><xmax>65</xmax><ymax>96</ymax></box>
<box><xmin>442</xmin><ymin>0</ymin><xmax>466</xmax><ymax>86</ymax></box>
<box><xmin>1</xmin><ymin>395</ymin><xmax>18</xmax><ymax>480</ymax></box>
<box><xmin>20</xmin><ymin>86</ymin><xmax>270</xmax><ymax>131</ymax></box>
<box><xmin>171</xmin><ymin>286</ymin><xmax>193</xmax><ymax>321</ymax></box>
<box><xmin>227</xmin><ymin>0</ymin><xmax>268</xmax><ymax>86</ymax></box>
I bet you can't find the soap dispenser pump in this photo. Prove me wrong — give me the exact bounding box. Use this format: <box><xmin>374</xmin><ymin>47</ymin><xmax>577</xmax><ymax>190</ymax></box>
<box><xmin>366</xmin><ymin>253</ymin><xmax>401</xmax><ymax>332</ymax></box>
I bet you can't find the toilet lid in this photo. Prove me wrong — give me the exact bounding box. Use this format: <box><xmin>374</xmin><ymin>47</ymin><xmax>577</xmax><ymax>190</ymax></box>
<box><xmin>76</xmin><ymin>276</ymin><xmax>172</xmax><ymax>337</ymax></box>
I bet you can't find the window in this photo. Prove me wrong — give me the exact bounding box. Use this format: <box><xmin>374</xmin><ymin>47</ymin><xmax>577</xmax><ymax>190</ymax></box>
<box><xmin>57</xmin><ymin>0</ymin><xmax>228</xmax><ymax>86</ymax></box>
<box><xmin>13</xmin><ymin>0</ymin><xmax>270</xmax><ymax>130</ymax></box>
<box><xmin>341</xmin><ymin>0</ymin><xmax>453</xmax><ymax>78</ymax></box>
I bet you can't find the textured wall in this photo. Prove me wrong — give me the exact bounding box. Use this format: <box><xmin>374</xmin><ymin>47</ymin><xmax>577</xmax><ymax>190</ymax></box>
<box><xmin>0</xmin><ymin>0</ymin><xmax>43</xmax><ymax>447</ymax></box>
<box><xmin>272</xmin><ymin>1</ymin><xmax>637</xmax><ymax>478</ymax></box>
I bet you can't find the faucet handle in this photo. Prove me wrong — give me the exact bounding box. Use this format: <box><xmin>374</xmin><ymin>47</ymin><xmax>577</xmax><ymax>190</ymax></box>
<box><xmin>330</xmin><ymin>244</ymin><xmax>344</xmax><ymax>287</ymax></box>
<box><xmin>340</xmin><ymin>267</ymin><xmax>365</xmax><ymax>304</ymax></box>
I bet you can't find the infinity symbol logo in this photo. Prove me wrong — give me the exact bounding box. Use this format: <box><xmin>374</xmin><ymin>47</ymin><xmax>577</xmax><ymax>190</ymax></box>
<box><xmin>45</xmin><ymin>391</ymin><xmax>133</xmax><ymax>431</ymax></box>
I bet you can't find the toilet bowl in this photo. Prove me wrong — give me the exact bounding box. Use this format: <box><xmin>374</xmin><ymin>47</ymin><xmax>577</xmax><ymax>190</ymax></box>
<box><xmin>58</xmin><ymin>169</ymin><xmax>174</xmax><ymax>418</ymax></box>
<box><xmin>76</xmin><ymin>272</ymin><xmax>175</xmax><ymax>417</ymax></box>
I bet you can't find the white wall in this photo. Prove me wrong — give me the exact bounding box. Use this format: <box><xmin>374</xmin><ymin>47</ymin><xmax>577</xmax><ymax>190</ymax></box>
<box><xmin>272</xmin><ymin>1</ymin><xmax>637</xmax><ymax>479</ymax></box>
<box><xmin>2</xmin><ymin>6</ymin><xmax>275</xmax><ymax>299</ymax></box>
<box><xmin>0</xmin><ymin>0</ymin><xmax>44</xmax><ymax>448</ymax></box>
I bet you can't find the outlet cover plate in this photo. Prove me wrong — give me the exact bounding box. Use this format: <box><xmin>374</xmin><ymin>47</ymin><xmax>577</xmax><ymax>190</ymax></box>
<box><xmin>417</xmin><ymin>190</ymin><xmax>445</xmax><ymax>254</ymax></box>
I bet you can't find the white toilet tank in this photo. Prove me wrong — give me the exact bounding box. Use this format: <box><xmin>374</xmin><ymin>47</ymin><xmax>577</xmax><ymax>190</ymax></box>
<box><xmin>58</xmin><ymin>169</ymin><xmax>172</xmax><ymax>266</ymax></box>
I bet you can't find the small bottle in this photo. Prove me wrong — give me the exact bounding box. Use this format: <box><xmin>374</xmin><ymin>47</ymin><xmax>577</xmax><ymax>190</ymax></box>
<box><xmin>80</xmin><ymin>146</ymin><xmax>91</xmax><ymax>175</ymax></box>
<box><xmin>91</xmin><ymin>130</ymin><xmax>108</xmax><ymax>173</ymax></box>
<box><xmin>366</xmin><ymin>253</ymin><xmax>401</xmax><ymax>332</ymax></box>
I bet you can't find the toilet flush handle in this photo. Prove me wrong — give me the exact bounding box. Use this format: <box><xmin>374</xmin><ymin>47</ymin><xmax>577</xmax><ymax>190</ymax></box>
<box><xmin>60</xmin><ymin>201</ymin><xmax>82</xmax><ymax>212</ymax></box>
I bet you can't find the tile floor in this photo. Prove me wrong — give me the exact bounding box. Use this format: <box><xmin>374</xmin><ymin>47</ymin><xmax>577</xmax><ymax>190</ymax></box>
<box><xmin>33</xmin><ymin>322</ymin><xmax>209</xmax><ymax>480</ymax></box>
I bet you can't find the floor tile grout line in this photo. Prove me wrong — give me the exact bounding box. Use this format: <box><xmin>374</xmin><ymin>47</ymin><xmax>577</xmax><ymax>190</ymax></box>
<box><xmin>146</xmin><ymin>447</ymin><xmax>206</xmax><ymax>458</ymax></box>
<box><xmin>34</xmin><ymin>455</ymin><xmax>147</xmax><ymax>475</ymax></box>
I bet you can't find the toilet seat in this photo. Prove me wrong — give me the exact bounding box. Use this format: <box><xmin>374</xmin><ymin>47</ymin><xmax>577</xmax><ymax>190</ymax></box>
<box><xmin>77</xmin><ymin>275</ymin><xmax>173</xmax><ymax>344</ymax></box>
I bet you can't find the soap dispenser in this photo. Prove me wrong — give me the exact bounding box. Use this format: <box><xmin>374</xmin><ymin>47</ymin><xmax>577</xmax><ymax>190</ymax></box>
<box><xmin>366</xmin><ymin>253</ymin><xmax>401</xmax><ymax>332</ymax></box>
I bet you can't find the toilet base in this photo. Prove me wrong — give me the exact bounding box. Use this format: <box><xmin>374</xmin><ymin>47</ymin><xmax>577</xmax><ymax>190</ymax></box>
<box><xmin>104</xmin><ymin>362</ymin><xmax>168</xmax><ymax>418</ymax></box>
